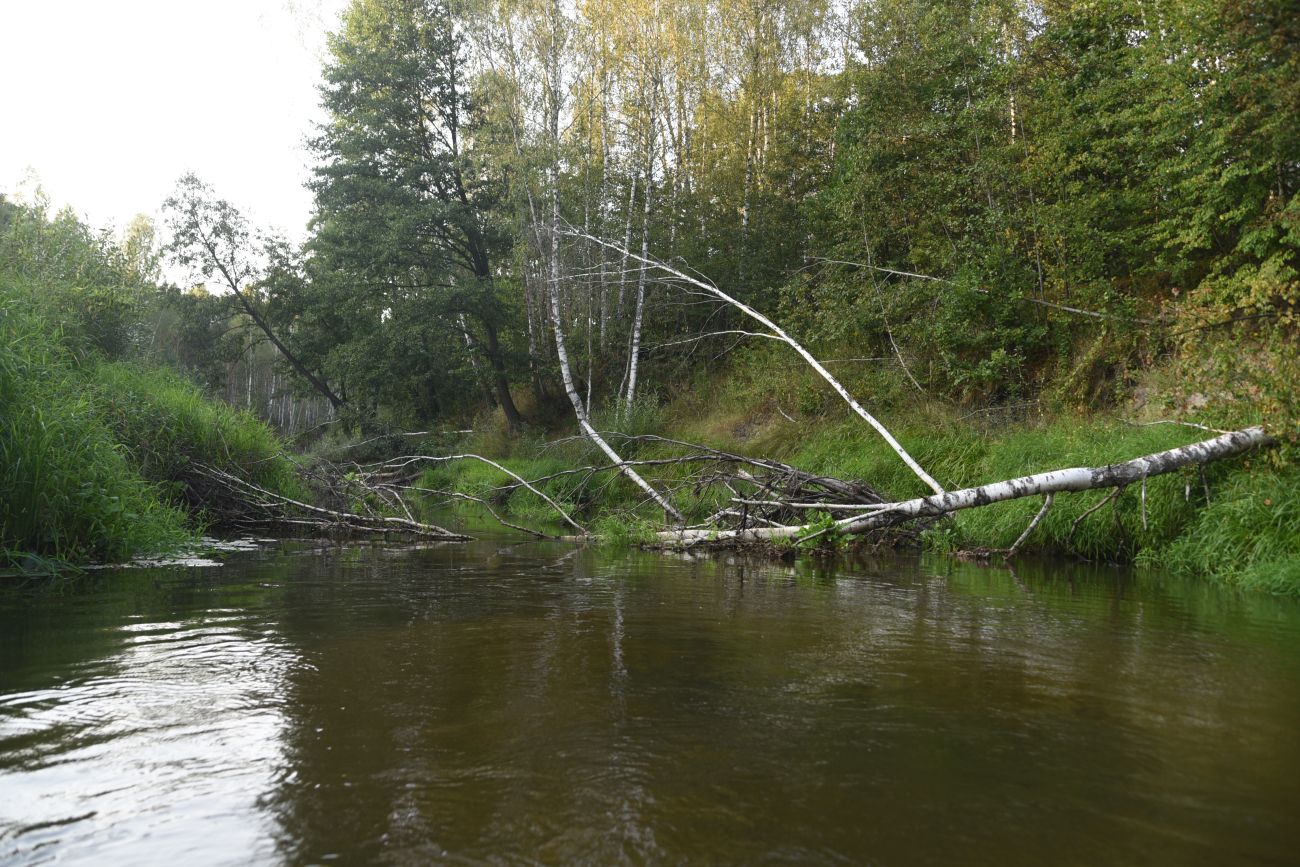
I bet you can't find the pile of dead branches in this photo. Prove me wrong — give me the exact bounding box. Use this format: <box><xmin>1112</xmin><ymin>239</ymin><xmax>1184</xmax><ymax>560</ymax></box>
<box><xmin>185</xmin><ymin>420</ymin><xmax>1272</xmax><ymax>563</ymax></box>
<box><xmin>191</xmin><ymin>463</ymin><xmax>472</xmax><ymax>541</ymax></box>
<box><xmin>269</xmin><ymin>426</ymin><xmax>1274</xmax><ymax>559</ymax></box>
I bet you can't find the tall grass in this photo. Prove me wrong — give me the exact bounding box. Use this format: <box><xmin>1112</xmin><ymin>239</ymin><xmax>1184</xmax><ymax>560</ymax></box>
<box><xmin>1</xmin><ymin>276</ymin><xmax>300</xmax><ymax>571</ymax></box>
<box><xmin>92</xmin><ymin>362</ymin><xmax>301</xmax><ymax>504</ymax></box>
<box><xmin>1</xmin><ymin>289</ymin><xmax>190</xmax><ymax>568</ymax></box>
<box><xmin>1151</xmin><ymin>468</ymin><xmax>1300</xmax><ymax>594</ymax></box>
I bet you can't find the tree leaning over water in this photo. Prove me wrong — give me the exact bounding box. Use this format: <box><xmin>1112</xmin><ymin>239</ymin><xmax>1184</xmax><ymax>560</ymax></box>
<box><xmin>163</xmin><ymin>175</ymin><xmax>347</xmax><ymax>412</ymax></box>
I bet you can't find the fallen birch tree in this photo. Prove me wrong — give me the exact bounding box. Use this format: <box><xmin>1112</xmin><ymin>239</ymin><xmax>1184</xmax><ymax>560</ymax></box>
<box><xmin>648</xmin><ymin>427</ymin><xmax>1272</xmax><ymax>550</ymax></box>
<box><xmin>189</xmin><ymin>424</ymin><xmax>1270</xmax><ymax>560</ymax></box>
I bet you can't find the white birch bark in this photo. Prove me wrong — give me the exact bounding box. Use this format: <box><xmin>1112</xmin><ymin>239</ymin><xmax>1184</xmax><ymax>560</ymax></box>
<box><xmin>547</xmin><ymin>255</ymin><xmax>684</xmax><ymax>523</ymax></box>
<box><xmin>566</xmin><ymin>230</ymin><xmax>947</xmax><ymax>495</ymax></box>
<box><xmin>542</xmin><ymin>3</ymin><xmax>683</xmax><ymax>524</ymax></box>
<box><xmin>623</xmin><ymin>72</ymin><xmax>657</xmax><ymax>419</ymax></box>
<box><xmin>650</xmin><ymin>427</ymin><xmax>1271</xmax><ymax>547</ymax></box>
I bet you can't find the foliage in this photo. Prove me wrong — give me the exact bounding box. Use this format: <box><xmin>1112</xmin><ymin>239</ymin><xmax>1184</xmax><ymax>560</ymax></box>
<box><xmin>134</xmin><ymin>0</ymin><xmax>1291</xmax><ymax>447</ymax></box>
<box><xmin>308</xmin><ymin>0</ymin><xmax>524</xmax><ymax>427</ymax></box>
<box><xmin>0</xmin><ymin>192</ymin><xmax>159</xmax><ymax>360</ymax></box>
<box><xmin>91</xmin><ymin>363</ymin><xmax>302</xmax><ymax>507</ymax></box>
<box><xmin>0</xmin><ymin>201</ymin><xmax>303</xmax><ymax>569</ymax></box>
<box><xmin>0</xmin><ymin>277</ymin><xmax>192</xmax><ymax>568</ymax></box>
<box><xmin>1152</xmin><ymin>467</ymin><xmax>1300</xmax><ymax>594</ymax></box>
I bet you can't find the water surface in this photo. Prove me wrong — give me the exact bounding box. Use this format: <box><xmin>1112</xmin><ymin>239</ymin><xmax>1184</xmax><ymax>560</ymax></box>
<box><xmin>2</xmin><ymin>541</ymin><xmax>1298</xmax><ymax>864</ymax></box>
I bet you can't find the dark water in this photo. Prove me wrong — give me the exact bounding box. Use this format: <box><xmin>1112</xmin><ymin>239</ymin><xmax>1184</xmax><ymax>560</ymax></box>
<box><xmin>2</xmin><ymin>541</ymin><xmax>1299</xmax><ymax>865</ymax></box>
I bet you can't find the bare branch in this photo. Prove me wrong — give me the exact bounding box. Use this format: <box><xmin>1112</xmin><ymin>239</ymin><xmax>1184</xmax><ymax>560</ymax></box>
<box><xmin>562</xmin><ymin>228</ymin><xmax>946</xmax><ymax>496</ymax></box>
<box><xmin>1005</xmin><ymin>493</ymin><xmax>1054</xmax><ymax>560</ymax></box>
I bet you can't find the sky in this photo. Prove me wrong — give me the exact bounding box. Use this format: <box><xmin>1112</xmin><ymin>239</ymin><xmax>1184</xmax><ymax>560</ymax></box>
<box><xmin>0</xmin><ymin>0</ymin><xmax>349</xmax><ymax>245</ymax></box>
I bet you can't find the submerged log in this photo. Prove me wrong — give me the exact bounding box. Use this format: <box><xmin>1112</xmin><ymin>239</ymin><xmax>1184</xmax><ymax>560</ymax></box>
<box><xmin>651</xmin><ymin>427</ymin><xmax>1272</xmax><ymax>549</ymax></box>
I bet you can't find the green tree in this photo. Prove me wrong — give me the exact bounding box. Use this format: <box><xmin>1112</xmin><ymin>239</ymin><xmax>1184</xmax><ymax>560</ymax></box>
<box><xmin>163</xmin><ymin>174</ymin><xmax>347</xmax><ymax>411</ymax></box>
<box><xmin>311</xmin><ymin>0</ymin><xmax>524</xmax><ymax>428</ymax></box>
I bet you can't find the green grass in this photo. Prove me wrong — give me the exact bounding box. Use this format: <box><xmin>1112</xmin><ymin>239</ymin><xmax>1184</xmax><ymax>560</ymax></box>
<box><xmin>414</xmin><ymin>355</ymin><xmax>1299</xmax><ymax>594</ymax></box>
<box><xmin>92</xmin><ymin>362</ymin><xmax>302</xmax><ymax>504</ymax></box>
<box><xmin>1151</xmin><ymin>467</ymin><xmax>1300</xmax><ymax>594</ymax></box>
<box><xmin>1</xmin><ymin>288</ymin><xmax>191</xmax><ymax>569</ymax></box>
<box><xmin>1</xmin><ymin>276</ymin><xmax>300</xmax><ymax>571</ymax></box>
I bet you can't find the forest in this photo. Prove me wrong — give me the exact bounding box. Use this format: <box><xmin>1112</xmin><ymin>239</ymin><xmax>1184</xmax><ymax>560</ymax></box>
<box><xmin>2</xmin><ymin>0</ymin><xmax>1297</xmax><ymax>589</ymax></box>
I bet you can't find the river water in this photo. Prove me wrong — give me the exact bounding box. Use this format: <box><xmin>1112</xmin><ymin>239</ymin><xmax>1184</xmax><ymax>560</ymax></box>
<box><xmin>1</xmin><ymin>540</ymin><xmax>1298</xmax><ymax>865</ymax></box>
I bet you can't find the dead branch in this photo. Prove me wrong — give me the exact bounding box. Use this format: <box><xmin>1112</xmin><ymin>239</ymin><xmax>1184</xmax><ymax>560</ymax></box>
<box><xmin>650</xmin><ymin>427</ymin><xmax>1271</xmax><ymax>549</ymax></box>
<box><xmin>1005</xmin><ymin>494</ymin><xmax>1054</xmax><ymax>560</ymax></box>
<box><xmin>356</xmin><ymin>453</ymin><xmax>586</xmax><ymax>535</ymax></box>
<box><xmin>811</xmin><ymin>258</ymin><xmax>1164</xmax><ymax>325</ymax></box>
<box><xmin>561</xmin><ymin>228</ymin><xmax>946</xmax><ymax>495</ymax></box>
<box><xmin>1066</xmin><ymin>486</ymin><xmax>1125</xmax><ymax>544</ymax></box>
<box><xmin>394</xmin><ymin>484</ymin><xmax>562</xmax><ymax>540</ymax></box>
<box><xmin>193</xmin><ymin>464</ymin><xmax>472</xmax><ymax>540</ymax></box>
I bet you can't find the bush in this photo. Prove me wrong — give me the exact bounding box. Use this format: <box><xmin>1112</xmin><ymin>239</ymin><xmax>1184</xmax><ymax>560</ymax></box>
<box><xmin>91</xmin><ymin>362</ymin><xmax>301</xmax><ymax>506</ymax></box>
<box><xmin>1</xmin><ymin>273</ymin><xmax>300</xmax><ymax>570</ymax></box>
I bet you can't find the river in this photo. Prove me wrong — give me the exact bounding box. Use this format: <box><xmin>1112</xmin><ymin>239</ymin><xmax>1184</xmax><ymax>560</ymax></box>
<box><xmin>2</xmin><ymin>540</ymin><xmax>1298</xmax><ymax>864</ymax></box>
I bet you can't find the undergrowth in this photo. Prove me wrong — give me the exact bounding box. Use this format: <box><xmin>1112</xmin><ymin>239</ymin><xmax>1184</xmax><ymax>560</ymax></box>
<box><xmin>92</xmin><ymin>362</ymin><xmax>302</xmax><ymax>506</ymax></box>
<box><xmin>1</xmin><ymin>276</ymin><xmax>298</xmax><ymax>571</ymax></box>
<box><xmin>411</xmin><ymin>359</ymin><xmax>1300</xmax><ymax>594</ymax></box>
<box><xmin>1</xmin><ymin>286</ymin><xmax>190</xmax><ymax>568</ymax></box>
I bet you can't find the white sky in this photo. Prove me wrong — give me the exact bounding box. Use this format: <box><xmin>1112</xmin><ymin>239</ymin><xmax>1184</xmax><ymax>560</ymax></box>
<box><xmin>0</xmin><ymin>0</ymin><xmax>349</xmax><ymax>244</ymax></box>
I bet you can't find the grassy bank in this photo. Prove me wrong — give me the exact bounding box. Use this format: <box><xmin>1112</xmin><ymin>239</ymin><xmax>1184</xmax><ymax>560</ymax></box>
<box><xmin>409</xmin><ymin>362</ymin><xmax>1299</xmax><ymax>594</ymax></box>
<box><xmin>1</xmin><ymin>276</ymin><xmax>298</xmax><ymax>572</ymax></box>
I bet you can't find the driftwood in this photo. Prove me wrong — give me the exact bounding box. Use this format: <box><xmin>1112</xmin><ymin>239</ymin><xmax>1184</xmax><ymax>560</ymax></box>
<box><xmin>192</xmin><ymin>463</ymin><xmax>472</xmax><ymax>541</ymax></box>
<box><xmin>347</xmin><ymin>453</ymin><xmax>588</xmax><ymax>536</ymax></box>
<box><xmin>185</xmin><ymin>405</ymin><xmax>1268</xmax><ymax>560</ymax></box>
<box><xmin>649</xmin><ymin>427</ymin><xmax>1272</xmax><ymax>550</ymax></box>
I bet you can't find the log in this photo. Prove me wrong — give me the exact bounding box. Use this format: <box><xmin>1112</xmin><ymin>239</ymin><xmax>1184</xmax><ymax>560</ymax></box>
<box><xmin>651</xmin><ymin>427</ymin><xmax>1272</xmax><ymax>548</ymax></box>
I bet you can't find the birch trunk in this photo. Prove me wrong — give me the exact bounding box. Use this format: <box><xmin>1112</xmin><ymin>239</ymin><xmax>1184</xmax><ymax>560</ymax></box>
<box><xmin>566</xmin><ymin>231</ymin><xmax>946</xmax><ymax>495</ymax></box>
<box><xmin>651</xmin><ymin>428</ymin><xmax>1271</xmax><ymax>547</ymax></box>
<box><xmin>543</xmin><ymin>5</ymin><xmax>682</xmax><ymax>524</ymax></box>
<box><xmin>623</xmin><ymin>75</ymin><xmax>657</xmax><ymax>419</ymax></box>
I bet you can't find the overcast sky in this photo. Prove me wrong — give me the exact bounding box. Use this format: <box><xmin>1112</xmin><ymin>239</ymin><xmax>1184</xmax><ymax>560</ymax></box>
<box><xmin>0</xmin><ymin>0</ymin><xmax>349</xmax><ymax>244</ymax></box>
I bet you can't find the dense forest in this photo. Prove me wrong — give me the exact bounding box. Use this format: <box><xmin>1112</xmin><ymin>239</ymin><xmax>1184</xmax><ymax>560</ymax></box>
<box><xmin>161</xmin><ymin>0</ymin><xmax>1299</xmax><ymax>431</ymax></box>
<box><xmin>2</xmin><ymin>0</ymin><xmax>1297</xmax><ymax>588</ymax></box>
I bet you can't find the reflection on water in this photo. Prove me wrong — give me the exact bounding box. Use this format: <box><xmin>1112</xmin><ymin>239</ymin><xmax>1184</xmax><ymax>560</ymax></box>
<box><xmin>2</xmin><ymin>542</ymin><xmax>1299</xmax><ymax>864</ymax></box>
<box><xmin>0</xmin><ymin>610</ymin><xmax>294</xmax><ymax>864</ymax></box>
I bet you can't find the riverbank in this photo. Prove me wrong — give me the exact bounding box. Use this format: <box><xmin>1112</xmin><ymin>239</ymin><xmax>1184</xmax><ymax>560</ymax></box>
<box><xmin>5</xmin><ymin>260</ymin><xmax>1294</xmax><ymax>592</ymax></box>
<box><xmin>0</xmin><ymin>275</ymin><xmax>300</xmax><ymax>573</ymax></box>
<box><xmin>397</xmin><ymin>371</ymin><xmax>1299</xmax><ymax>595</ymax></box>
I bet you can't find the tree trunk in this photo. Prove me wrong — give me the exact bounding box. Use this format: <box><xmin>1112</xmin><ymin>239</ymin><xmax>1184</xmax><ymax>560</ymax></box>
<box><xmin>230</xmin><ymin>289</ymin><xmax>345</xmax><ymax>412</ymax></box>
<box><xmin>482</xmin><ymin>319</ymin><xmax>522</xmax><ymax>430</ymax></box>
<box><xmin>624</xmin><ymin>76</ymin><xmax>657</xmax><ymax>418</ymax></box>
<box><xmin>568</xmin><ymin>231</ymin><xmax>946</xmax><ymax>495</ymax></box>
<box><xmin>652</xmin><ymin>428</ymin><xmax>1272</xmax><ymax>547</ymax></box>
<box><xmin>544</xmin><ymin>22</ymin><xmax>681</xmax><ymax>524</ymax></box>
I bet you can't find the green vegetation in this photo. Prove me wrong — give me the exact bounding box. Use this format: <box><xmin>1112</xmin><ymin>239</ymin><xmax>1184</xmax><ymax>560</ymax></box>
<box><xmin>408</xmin><ymin>363</ymin><xmax>1298</xmax><ymax>592</ymax></box>
<box><xmin>4</xmin><ymin>0</ymin><xmax>1297</xmax><ymax>590</ymax></box>
<box><xmin>0</xmin><ymin>198</ymin><xmax>298</xmax><ymax>572</ymax></box>
<box><xmin>162</xmin><ymin>0</ymin><xmax>1293</xmax><ymax>438</ymax></box>
<box><xmin>91</xmin><ymin>363</ymin><xmax>303</xmax><ymax>507</ymax></box>
<box><xmin>0</xmin><ymin>282</ymin><xmax>191</xmax><ymax>568</ymax></box>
